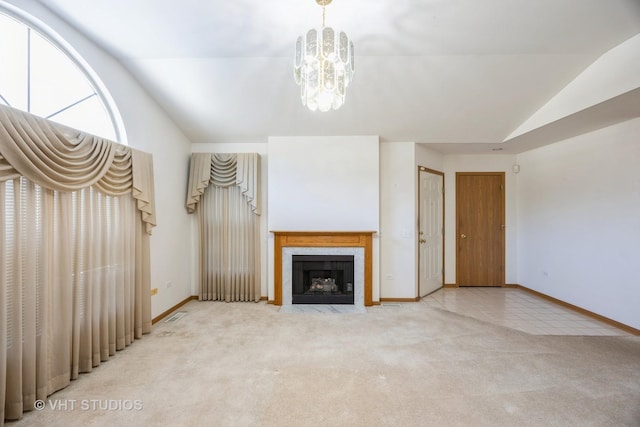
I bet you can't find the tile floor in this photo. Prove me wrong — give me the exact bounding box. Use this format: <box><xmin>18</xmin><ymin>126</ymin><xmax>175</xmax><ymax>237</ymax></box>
<box><xmin>421</xmin><ymin>287</ymin><xmax>632</xmax><ymax>336</ymax></box>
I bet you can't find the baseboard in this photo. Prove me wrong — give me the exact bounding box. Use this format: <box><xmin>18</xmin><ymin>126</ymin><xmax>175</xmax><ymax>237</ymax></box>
<box><xmin>503</xmin><ymin>283</ymin><xmax>519</xmax><ymax>288</ymax></box>
<box><xmin>444</xmin><ymin>283</ymin><xmax>458</xmax><ymax>288</ymax></box>
<box><xmin>514</xmin><ymin>285</ymin><xmax>639</xmax><ymax>336</ymax></box>
<box><xmin>380</xmin><ymin>297</ymin><xmax>420</xmax><ymax>303</ymax></box>
<box><xmin>259</xmin><ymin>296</ymin><xmax>268</xmax><ymax>301</ymax></box>
<box><xmin>266</xmin><ymin>300</ymin><xmax>275</xmax><ymax>305</ymax></box>
<box><xmin>152</xmin><ymin>296</ymin><xmax>198</xmax><ymax>325</ymax></box>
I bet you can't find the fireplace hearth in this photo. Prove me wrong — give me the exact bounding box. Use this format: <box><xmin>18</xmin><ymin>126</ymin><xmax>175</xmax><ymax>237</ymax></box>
<box><xmin>292</xmin><ymin>255</ymin><xmax>355</xmax><ymax>304</ymax></box>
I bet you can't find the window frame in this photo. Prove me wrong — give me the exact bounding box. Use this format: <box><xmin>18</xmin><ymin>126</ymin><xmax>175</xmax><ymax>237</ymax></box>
<box><xmin>0</xmin><ymin>2</ymin><xmax>126</xmax><ymax>144</ymax></box>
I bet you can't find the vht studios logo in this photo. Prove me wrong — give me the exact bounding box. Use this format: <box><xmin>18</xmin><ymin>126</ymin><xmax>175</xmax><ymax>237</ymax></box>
<box><xmin>34</xmin><ymin>399</ymin><xmax>143</xmax><ymax>411</ymax></box>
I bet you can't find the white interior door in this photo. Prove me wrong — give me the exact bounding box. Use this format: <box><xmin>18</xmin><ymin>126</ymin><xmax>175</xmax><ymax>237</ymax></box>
<box><xmin>419</xmin><ymin>168</ymin><xmax>444</xmax><ymax>297</ymax></box>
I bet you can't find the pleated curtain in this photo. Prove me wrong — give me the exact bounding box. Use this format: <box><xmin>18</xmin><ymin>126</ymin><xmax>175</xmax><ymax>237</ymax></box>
<box><xmin>0</xmin><ymin>105</ymin><xmax>156</xmax><ymax>424</ymax></box>
<box><xmin>186</xmin><ymin>153</ymin><xmax>260</xmax><ymax>302</ymax></box>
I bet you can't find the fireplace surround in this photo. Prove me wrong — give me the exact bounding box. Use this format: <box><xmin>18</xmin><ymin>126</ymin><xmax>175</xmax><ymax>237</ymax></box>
<box><xmin>273</xmin><ymin>231</ymin><xmax>374</xmax><ymax>306</ymax></box>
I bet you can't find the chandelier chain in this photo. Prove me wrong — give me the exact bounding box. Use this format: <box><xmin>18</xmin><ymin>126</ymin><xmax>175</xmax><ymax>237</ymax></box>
<box><xmin>322</xmin><ymin>5</ymin><xmax>326</xmax><ymax>27</ymax></box>
<box><xmin>317</xmin><ymin>0</ymin><xmax>332</xmax><ymax>25</ymax></box>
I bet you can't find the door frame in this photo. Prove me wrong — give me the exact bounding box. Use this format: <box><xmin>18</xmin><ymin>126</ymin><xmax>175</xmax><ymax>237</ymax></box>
<box><xmin>455</xmin><ymin>172</ymin><xmax>506</xmax><ymax>287</ymax></box>
<box><xmin>417</xmin><ymin>166</ymin><xmax>445</xmax><ymax>297</ymax></box>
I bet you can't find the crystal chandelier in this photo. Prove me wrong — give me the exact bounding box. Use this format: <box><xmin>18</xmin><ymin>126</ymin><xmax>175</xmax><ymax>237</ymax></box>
<box><xmin>294</xmin><ymin>0</ymin><xmax>354</xmax><ymax>112</ymax></box>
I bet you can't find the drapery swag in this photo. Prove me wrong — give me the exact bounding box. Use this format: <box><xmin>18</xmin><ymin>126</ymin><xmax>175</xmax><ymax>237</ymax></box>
<box><xmin>0</xmin><ymin>105</ymin><xmax>156</xmax><ymax>423</ymax></box>
<box><xmin>186</xmin><ymin>153</ymin><xmax>261</xmax><ymax>302</ymax></box>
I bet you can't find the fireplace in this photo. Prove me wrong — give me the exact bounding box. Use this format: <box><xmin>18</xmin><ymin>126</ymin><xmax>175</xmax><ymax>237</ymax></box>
<box><xmin>273</xmin><ymin>231</ymin><xmax>374</xmax><ymax>307</ymax></box>
<box><xmin>292</xmin><ymin>255</ymin><xmax>355</xmax><ymax>304</ymax></box>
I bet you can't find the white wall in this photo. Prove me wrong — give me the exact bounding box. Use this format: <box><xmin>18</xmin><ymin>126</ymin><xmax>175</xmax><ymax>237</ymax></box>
<box><xmin>416</xmin><ymin>145</ymin><xmax>445</xmax><ymax>173</ymax></box>
<box><xmin>377</xmin><ymin>143</ymin><xmax>446</xmax><ymax>300</ymax></box>
<box><xmin>379</xmin><ymin>142</ymin><xmax>416</xmax><ymax>299</ymax></box>
<box><xmin>516</xmin><ymin>119</ymin><xmax>640</xmax><ymax>329</ymax></box>
<box><xmin>267</xmin><ymin>136</ymin><xmax>380</xmax><ymax>231</ymax></box>
<box><xmin>443</xmin><ymin>154</ymin><xmax>519</xmax><ymax>285</ymax></box>
<box><xmin>10</xmin><ymin>0</ymin><xmax>195</xmax><ymax>317</ymax></box>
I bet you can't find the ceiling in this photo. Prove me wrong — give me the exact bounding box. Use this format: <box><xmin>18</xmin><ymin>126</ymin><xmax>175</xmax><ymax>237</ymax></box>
<box><xmin>35</xmin><ymin>0</ymin><xmax>640</xmax><ymax>153</ymax></box>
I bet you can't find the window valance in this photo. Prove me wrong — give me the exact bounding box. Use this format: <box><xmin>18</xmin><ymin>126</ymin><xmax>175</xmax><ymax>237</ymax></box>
<box><xmin>186</xmin><ymin>152</ymin><xmax>260</xmax><ymax>215</ymax></box>
<box><xmin>0</xmin><ymin>104</ymin><xmax>156</xmax><ymax>233</ymax></box>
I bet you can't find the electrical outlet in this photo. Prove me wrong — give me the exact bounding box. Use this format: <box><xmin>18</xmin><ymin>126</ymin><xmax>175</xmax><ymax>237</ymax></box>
<box><xmin>151</xmin><ymin>288</ymin><xmax>158</xmax><ymax>296</ymax></box>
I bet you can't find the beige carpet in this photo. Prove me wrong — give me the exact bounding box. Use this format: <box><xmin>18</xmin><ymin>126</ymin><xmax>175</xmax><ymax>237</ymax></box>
<box><xmin>8</xmin><ymin>301</ymin><xmax>640</xmax><ymax>427</ymax></box>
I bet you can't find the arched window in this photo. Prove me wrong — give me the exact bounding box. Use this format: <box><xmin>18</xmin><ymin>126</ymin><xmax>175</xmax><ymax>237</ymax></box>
<box><xmin>0</xmin><ymin>4</ymin><xmax>124</xmax><ymax>143</ymax></box>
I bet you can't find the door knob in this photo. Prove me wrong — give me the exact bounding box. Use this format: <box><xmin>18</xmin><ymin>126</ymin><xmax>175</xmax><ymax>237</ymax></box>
<box><xmin>460</xmin><ymin>234</ymin><xmax>467</xmax><ymax>239</ymax></box>
<box><xmin>419</xmin><ymin>238</ymin><xmax>427</xmax><ymax>244</ymax></box>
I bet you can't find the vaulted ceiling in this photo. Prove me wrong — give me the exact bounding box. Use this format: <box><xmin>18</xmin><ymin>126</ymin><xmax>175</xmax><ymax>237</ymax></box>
<box><xmin>35</xmin><ymin>0</ymin><xmax>640</xmax><ymax>153</ymax></box>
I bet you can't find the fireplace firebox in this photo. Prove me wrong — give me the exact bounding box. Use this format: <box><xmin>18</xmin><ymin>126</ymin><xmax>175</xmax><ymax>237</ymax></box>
<box><xmin>292</xmin><ymin>255</ymin><xmax>355</xmax><ymax>304</ymax></box>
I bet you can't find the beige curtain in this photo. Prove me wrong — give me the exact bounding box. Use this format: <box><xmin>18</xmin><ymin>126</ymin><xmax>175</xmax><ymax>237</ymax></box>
<box><xmin>0</xmin><ymin>105</ymin><xmax>156</xmax><ymax>423</ymax></box>
<box><xmin>186</xmin><ymin>153</ymin><xmax>261</xmax><ymax>302</ymax></box>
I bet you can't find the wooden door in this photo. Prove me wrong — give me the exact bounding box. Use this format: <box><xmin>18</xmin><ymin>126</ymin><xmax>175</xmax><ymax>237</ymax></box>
<box><xmin>456</xmin><ymin>172</ymin><xmax>505</xmax><ymax>286</ymax></box>
<box><xmin>418</xmin><ymin>167</ymin><xmax>444</xmax><ymax>297</ymax></box>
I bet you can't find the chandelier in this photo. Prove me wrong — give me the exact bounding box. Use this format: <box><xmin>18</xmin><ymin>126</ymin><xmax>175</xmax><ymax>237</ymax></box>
<box><xmin>294</xmin><ymin>0</ymin><xmax>354</xmax><ymax>112</ymax></box>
